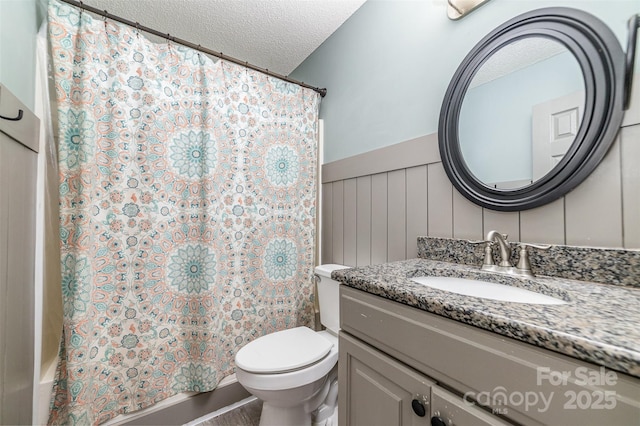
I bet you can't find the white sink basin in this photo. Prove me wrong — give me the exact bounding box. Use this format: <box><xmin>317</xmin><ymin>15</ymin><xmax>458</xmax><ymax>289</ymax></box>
<box><xmin>411</xmin><ymin>276</ymin><xmax>567</xmax><ymax>305</ymax></box>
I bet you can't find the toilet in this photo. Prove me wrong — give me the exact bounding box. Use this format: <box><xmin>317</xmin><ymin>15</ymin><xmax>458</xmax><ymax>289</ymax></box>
<box><xmin>235</xmin><ymin>264</ymin><xmax>349</xmax><ymax>426</ymax></box>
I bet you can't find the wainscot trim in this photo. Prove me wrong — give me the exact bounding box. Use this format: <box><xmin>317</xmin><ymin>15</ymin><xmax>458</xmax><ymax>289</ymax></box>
<box><xmin>322</xmin><ymin>133</ymin><xmax>439</xmax><ymax>183</ymax></box>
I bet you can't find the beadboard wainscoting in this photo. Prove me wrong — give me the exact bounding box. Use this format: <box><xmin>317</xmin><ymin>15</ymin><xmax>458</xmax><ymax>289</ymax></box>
<box><xmin>321</xmin><ymin>94</ymin><xmax>640</xmax><ymax>267</ymax></box>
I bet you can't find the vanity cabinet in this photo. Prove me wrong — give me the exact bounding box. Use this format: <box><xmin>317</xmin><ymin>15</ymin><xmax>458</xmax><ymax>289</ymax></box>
<box><xmin>339</xmin><ymin>286</ymin><xmax>640</xmax><ymax>426</ymax></box>
<box><xmin>340</xmin><ymin>331</ymin><xmax>509</xmax><ymax>425</ymax></box>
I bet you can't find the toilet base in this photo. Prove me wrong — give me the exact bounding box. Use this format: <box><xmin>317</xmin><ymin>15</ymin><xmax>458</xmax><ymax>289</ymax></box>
<box><xmin>313</xmin><ymin>407</ymin><xmax>338</xmax><ymax>426</ymax></box>
<box><xmin>259</xmin><ymin>402</ymin><xmax>311</xmax><ymax>426</ymax></box>
<box><xmin>253</xmin><ymin>366</ymin><xmax>338</xmax><ymax>426</ymax></box>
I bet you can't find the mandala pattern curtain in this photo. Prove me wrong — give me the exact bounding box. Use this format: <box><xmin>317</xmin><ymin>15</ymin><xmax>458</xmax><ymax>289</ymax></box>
<box><xmin>47</xmin><ymin>1</ymin><xmax>320</xmax><ymax>423</ymax></box>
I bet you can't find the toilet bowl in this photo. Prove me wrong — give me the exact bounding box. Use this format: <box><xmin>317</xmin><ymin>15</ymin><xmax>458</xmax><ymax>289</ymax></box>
<box><xmin>234</xmin><ymin>264</ymin><xmax>348</xmax><ymax>426</ymax></box>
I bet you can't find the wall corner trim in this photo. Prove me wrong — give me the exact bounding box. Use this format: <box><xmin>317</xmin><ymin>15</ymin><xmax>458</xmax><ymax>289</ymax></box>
<box><xmin>322</xmin><ymin>133</ymin><xmax>440</xmax><ymax>183</ymax></box>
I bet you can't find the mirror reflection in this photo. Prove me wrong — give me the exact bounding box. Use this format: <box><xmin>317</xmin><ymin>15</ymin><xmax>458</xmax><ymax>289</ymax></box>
<box><xmin>458</xmin><ymin>37</ymin><xmax>585</xmax><ymax>189</ymax></box>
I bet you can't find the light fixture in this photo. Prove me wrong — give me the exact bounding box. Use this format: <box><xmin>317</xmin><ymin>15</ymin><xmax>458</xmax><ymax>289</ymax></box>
<box><xmin>447</xmin><ymin>0</ymin><xmax>491</xmax><ymax>20</ymax></box>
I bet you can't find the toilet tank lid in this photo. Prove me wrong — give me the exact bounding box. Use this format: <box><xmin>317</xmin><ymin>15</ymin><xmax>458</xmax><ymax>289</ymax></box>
<box><xmin>314</xmin><ymin>264</ymin><xmax>350</xmax><ymax>278</ymax></box>
<box><xmin>235</xmin><ymin>327</ymin><xmax>333</xmax><ymax>374</ymax></box>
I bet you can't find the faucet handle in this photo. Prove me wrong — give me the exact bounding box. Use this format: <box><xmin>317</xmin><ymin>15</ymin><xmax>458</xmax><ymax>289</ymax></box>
<box><xmin>466</xmin><ymin>239</ymin><xmax>495</xmax><ymax>266</ymax></box>
<box><xmin>466</xmin><ymin>239</ymin><xmax>486</xmax><ymax>244</ymax></box>
<box><xmin>516</xmin><ymin>243</ymin><xmax>551</xmax><ymax>272</ymax></box>
<box><xmin>521</xmin><ymin>242</ymin><xmax>551</xmax><ymax>250</ymax></box>
<box><xmin>483</xmin><ymin>241</ymin><xmax>495</xmax><ymax>266</ymax></box>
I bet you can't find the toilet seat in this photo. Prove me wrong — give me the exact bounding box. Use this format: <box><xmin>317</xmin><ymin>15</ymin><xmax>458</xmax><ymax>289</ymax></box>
<box><xmin>235</xmin><ymin>329</ymin><xmax>339</xmax><ymax>391</ymax></box>
<box><xmin>236</xmin><ymin>326</ymin><xmax>333</xmax><ymax>374</ymax></box>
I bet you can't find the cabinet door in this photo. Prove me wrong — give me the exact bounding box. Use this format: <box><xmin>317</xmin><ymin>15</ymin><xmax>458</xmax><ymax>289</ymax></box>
<box><xmin>0</xmin><ymin>132</ymin><xmax>38</xmax><ymax>425</ymax></box>
<box><xmin>339</xmin><ymin>332</ymin><xmax>433</xmax><ymax>426</ymax></box>
<box><xmin>0</xmin><ymin>85</ymin><xmax>39</xmax><ymax>426</ymax></box>
<box><xmin>431</xmin><ymin>385</ymin><xmax>512</xmax><ymax>426</ymax></box>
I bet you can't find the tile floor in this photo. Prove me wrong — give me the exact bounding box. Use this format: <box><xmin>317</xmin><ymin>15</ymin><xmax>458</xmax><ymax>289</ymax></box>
<box><xmin>199</xmin><ymin>399</ymin><xmax>262</xmax><ymax>426</ymax></box>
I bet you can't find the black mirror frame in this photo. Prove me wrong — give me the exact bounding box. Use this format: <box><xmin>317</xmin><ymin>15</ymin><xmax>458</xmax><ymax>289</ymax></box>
<box><xmin>439</xmin><ymin>7</ymin><xmax>626</xmax><ymax>211</ymax></box>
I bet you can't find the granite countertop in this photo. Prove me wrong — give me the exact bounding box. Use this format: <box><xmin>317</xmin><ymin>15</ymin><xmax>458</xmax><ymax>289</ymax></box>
<box><xmin>333</xmin><ymin>258</ymin><xmax>640</xmax><ymax>379</ymax></box>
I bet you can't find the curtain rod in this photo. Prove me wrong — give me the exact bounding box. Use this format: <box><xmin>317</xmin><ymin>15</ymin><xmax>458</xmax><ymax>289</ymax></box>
<box><xmin>57</xmin><ymin>0</ymin><xmax>327</xmax><ymax>98</ymax></box>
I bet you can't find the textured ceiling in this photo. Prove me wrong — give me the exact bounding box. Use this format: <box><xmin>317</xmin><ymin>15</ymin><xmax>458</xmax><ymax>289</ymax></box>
<box><xmin>470</xmin><ymin>38</ymin><xmax>568</xmax><ymax>88</ymax></box>
<box><xmin>82</xmin><ymin>0</ymin><xmax>367</xmax><ymax>76</ymax></box>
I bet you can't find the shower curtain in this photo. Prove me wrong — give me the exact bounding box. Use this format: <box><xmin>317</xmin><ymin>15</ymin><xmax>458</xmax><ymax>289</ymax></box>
<box><xmin>47</xmin><ymin>1</ymin><xmax>320</xmax><ymax>423</ymax></box>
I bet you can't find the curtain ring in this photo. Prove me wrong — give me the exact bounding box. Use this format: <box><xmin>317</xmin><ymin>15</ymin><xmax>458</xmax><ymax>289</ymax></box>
<box><xmin>135</xmin><ymin>22</ymin><xmax>140</xmax><ymax>38</ymax></box>
<box><xmin>167</xmin><ymin>34</ymin><xmax>174</xmax><ymax>56</ymax></box>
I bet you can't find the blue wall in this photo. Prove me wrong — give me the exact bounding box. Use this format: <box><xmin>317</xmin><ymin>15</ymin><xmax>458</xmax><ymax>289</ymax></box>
<box><xmin>291</xmin><ymin>0</ymin><xmax>639</xmax><ymax>163</ymax></box>
<box><xmin>459</xmin><ymin>51</ymin><xmax>583</xmax><ymax>184</ymax></box>
<box><xmin>0</xmin><ymin>0</ymin><xmax>40</xmax><ymax>110</ymax></box>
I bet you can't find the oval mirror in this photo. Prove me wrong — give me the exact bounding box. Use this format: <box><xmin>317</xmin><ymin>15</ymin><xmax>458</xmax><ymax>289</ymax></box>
<box><xmin>439</xmin><ymin>7</ymin><xmax>626</xmax><ymax>211</ymax></box>
<box><xmin>459</xmin><ymin>37</ymin><xmax>585</xmax><ymax>189</ymax></box>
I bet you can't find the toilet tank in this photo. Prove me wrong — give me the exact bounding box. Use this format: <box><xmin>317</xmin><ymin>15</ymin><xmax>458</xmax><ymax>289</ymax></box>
<box><xmin>314</xmin><ymin>264</ymin><xmax>349</xmax><ymax>335</ymax></box>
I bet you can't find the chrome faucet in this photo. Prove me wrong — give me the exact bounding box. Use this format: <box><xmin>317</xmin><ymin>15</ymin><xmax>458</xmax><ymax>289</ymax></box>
<box><xmin>474</xmin><ymin>230</ymin><xmax>550</xmax><ymax>278</ymax></box>
<box><xmin>486</xmin><ymin>230</ymin><xmax>511</xmax><ymax>267</ymax></box>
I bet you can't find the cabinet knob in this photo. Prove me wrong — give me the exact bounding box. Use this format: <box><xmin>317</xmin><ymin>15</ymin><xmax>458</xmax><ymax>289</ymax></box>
<box><xmin>431</xmin><ymin>416</ymin><xmax>447</xmax><ymax>426</ymax></box>
<box><xmin>411</xmin><ymin>398</ymin><xmax>426</xmax><ymax>417</ymax></box>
